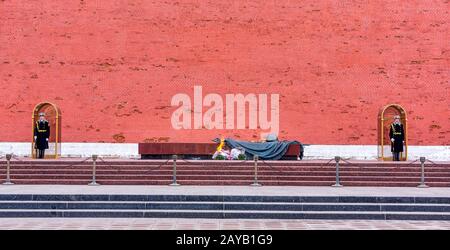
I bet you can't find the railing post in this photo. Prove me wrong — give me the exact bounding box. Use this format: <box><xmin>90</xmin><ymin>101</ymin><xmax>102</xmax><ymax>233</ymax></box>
<box><xmin>250</xmin><ymin>155</ymin><xmax>261</xmax><ymax>186</ymax></box>
<box><xmin>332</xmin><ymin>156</ymin><xmax>343</xmax><ymax>187</ymax></box>
<box><xmin>169</xmin><ymin>155</ymin><xmax>180</xmax><ymax>186</ymax></box>
<box><xmin>88</xmin><ymin>155</ymin><xmax>100</xmax><ymax>186</ymax></box>
<box><xmin>417</xmin><ymin>157</ymin><xmax>429</xmax><ymax>188</ymax></box>
<box><xmin>3</xmin><ymin>154</ymin><xmax>14</xmax><ymax>185</ymax></box>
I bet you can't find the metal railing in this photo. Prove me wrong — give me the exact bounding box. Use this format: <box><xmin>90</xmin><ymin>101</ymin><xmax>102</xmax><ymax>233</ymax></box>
<box><xmin>0</xmin><ymin>153</ymin><xmax>443</xmax><ymax>188</ymax></box>
<box><xmin>416</xmin><ymin>156</ymin><xmax>438</xmax><ymax>188</ymax></box>
<box><xmin>3</xmin><ymin>154</ymin><xmax>13</xmax><ymax>185</ymax></box>
<box><xmin>169</xmin><ymin>155</ymin><xmax>180</xmax><ymax>186</ymax></box>
<box><xmin>177</xmin><ymin>156</ymin><xmax>249</xmax><ymax>186</ymax></box>
<box><xmin>332</xmin><ymin>156</ymin><xmax>343</xmax><ymax>187</ymax></box>
<box><xmin>88</xmin><ymin>155</ymin><xmax>99</xmax><ymax>186</ymax></box>
<box><xmin>250</xmin><ymin>155</ymin><xmax>261</xmax><ymax>186</ymax></box>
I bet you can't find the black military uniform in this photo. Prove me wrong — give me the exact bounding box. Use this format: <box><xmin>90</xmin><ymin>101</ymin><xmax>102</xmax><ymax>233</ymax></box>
<box><xmin>34</xmin><ymin>115</ymin><xmax>50</xmax><ymax>159</ymax></box>
<box><xmin>389</xmin><ymin>121</ymin><xmax>404</xmax><ymax>161</ymax></box>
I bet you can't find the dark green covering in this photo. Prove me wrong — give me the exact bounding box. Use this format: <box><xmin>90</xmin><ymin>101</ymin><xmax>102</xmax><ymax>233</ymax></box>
<box><xmin>214</xmin><ymin>138</ymin><xmax>303</xmax><ymax>160</ymax></box>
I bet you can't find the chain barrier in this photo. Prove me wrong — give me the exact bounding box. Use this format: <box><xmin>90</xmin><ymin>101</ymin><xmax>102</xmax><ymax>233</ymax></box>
<box><xmin>321</xmin><ymin>158</ymin><xmax>336</xmax><ymax>168</ymax></box>
<box><xmin>392</xmin><ymin>157</ymin><xmax>438</xmax><ymax>188</ymax></box>
<box><xmin>10</xmin><ymin>154</ymin><xmax>91</xmax><ymax>168</ymax></box>
<box><xmin>403</xmin><ymin>158</ymin><xmax>438</xmax><ymax>167</ymax></box>
<box><xmin>10</xmin><ymin>154</ymin><xmax>34</xmax><ymax>169</ymax></box>
<box><xmin>260</xmin><ymin>156</ymin><xmax>357</xmax><ymax>186</ymax></box>
<box><xmin>10</xmin><ymin>154</ymin><xmax>26</xmax><ymax>162</ymax></box>
<box><xmin>405</xmin><ymin>158</ymin><xmax>420</xmax><ymax>167</ymax></box>
<box><xmin>260</xmin><ymin>159</ymin><xmax>279</xmax><ymax>172</ymax></box>
<box><xmin>178</xmin><ymin>158</ymin><xmax>210</xmax><ymax>167</ymax></box>
<box><xmin>65</xmin><ymin>157</ymin><xmax>92</xmax><ymax>168</ymax></box>
<box><xmin>142</xmin><ymin>158</ymin><xmax>172</xmax><ymax>173</ymax></box>
<box><xmin>96</xmin><ymin>156</ymin><xmax>110</xmax><ymax>168</ymax></box>
<box><xmin>178</xmin><ymin>157</ymin><xmax>249</xmax><ymax>167</ymax></box>
<box><xmin>320</xmin><ymin>157</ymin><xmax>355</xmax><ymax>168</ymax></box>
<box><xmin>423</xmin><ymin>158</ymin><xmax>438</xmax><ymax>166</ymax></box>
<box><xmin>416</xmin><ymin>157</ymin><xmax>440</xmax><ymax>188</ymax></box>
<box><xmin>94</xmin><ymin>156</ymin><xmax>172</xmax><ymax>185</ymax></box>
<box><xmin>260</xmin><ymin>159</ymin><xmax>304</xmax><ymax>173</ymax></box>
<box><xmin>3</xmin><ymin>151</ymin><xmax>442</xmax><ymax>188</ymax></box>
<box><xmin>256</xmin><ymin>159</ymin><xmax>283</xmax><ymax>184</ymax></box>
<box><xmin>339</xmin><ymin>158</ymin><xmax>354</xmax><ymax>165</ymax></box>
<box><xmin>178</xmin><ymin>157</ymin><xmax>249</xmax><ymax>186</ymax></box>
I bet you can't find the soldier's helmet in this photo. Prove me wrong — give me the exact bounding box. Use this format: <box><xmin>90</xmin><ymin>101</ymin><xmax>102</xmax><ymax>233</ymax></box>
<box><xmin>39</xmin><ymin>112</ymin><xmax>45</xmax><ymax>117</ymax></box>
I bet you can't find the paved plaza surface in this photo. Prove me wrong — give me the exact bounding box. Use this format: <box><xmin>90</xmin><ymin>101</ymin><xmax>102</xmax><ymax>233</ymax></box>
<box><xmin>0</xmin><ymin>218</ymin><xmax>449</xmax><ymax>230</ymax></box>
<box><xmin>1</xmin><ymin>185</ymin><xmax>449</xmax><ymax>197</ymax></box>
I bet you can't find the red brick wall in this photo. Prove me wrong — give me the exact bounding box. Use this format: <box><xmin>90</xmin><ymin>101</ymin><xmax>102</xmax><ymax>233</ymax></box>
<box><xmin>0</xmin><ymin>0</ymin><xmax>448</xmax><ymax>145</ymax></box>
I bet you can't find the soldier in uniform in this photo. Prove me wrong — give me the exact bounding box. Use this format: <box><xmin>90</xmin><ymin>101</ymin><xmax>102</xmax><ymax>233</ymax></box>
<box><xmin>34</xmin><ymin>112</ymin><xmax>50</xmax><ymax>159</ymax></box>
<box><xmin>389</xmin><ymin>115</ymin><xmax>405</xmax><ymax>161</ymax></box>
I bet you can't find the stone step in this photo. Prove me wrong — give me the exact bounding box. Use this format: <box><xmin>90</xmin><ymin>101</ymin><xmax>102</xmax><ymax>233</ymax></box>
<box><xmin>2</xmin><ymin>159</ymin><xmax>449</xmax><ymax>186</ymax></box>
<box><xmin>1</xmin><ymin>168</ymin><xmax>448</xmax><ymax>175</ymax></box>
<box><xmin>0</xmin><ymin>209</ymin><xmax>449</xmax><ymax>220</ymax></box>
<box><xmin>1</xmin><ymin>201</ymin><xmax>449</xmax><ymax>212</ymax></box>
<box><xmin>4</xmin><ymin>179</ymin><xmax>450</xmax><ymax>186</ymax></box>
<box><xmin>1</xmin><ymin>194</ymin><xmax>449</xmax><ymax>203</ymax></box>
<box><xmin>3</xmin><ymin>174</ymin><xmax>450</xmax><ymax>182</ymax></box>
<box><xmin>5</xmin><ymin>164</ymin><xmax>450</xmax><ymax>171</ymax></box>
<box><xmin>6</xmin><ymin>161</ymin><xmax>449</xmax><ymax>168</ymax></box>
<box><xmin>2</xmin><ymin>170</ymin><xmax>450</xmax><ymax>177</ymax></box>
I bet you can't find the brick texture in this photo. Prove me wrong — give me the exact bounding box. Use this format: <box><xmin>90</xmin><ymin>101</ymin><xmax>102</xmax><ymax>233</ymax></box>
<box><xmin>0</xmin><ymin>1</ymin><xmax>448</xmax><ymax>144</ymax></box>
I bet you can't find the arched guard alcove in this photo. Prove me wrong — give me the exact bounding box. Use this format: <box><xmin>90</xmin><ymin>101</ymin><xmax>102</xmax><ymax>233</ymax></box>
<box><xmin>32</xmin><ymin>102</ymin><xmax>62</xmax><ymax>159</ymax></box>
<box><xmin>378</xmin><ymin>104</ymin><xmax>408</xmax><ymax>161</ymax></box>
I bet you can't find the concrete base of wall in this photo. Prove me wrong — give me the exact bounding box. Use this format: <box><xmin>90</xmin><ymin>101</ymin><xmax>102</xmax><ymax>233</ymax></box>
<box><xmin>0</xmin><ymin>143</ymin><xmax>448</xmax><ymax>161</ymax></box>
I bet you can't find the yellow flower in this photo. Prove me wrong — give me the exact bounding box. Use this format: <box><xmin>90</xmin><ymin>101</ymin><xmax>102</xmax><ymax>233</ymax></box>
<box><xmin>216</xmin><ymin>138</ymin><xmax>225</xmax><ymax>151</ymax></box>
